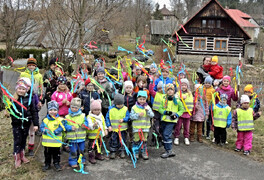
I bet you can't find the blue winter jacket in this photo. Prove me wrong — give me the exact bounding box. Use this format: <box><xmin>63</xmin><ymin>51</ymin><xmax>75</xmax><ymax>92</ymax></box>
<box><xmin>154</xmin><ymin>76</ymin><xmax>173</xmax><ymax>92</ymax></box>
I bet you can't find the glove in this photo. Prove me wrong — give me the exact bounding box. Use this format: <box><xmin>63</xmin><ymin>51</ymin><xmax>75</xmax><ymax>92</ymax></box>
<box><xmin>43</xmin><ymin>130</ymin><xmax>48</xmax><ymax>135</ymax></box>
<box><xmin>165</xmin><ymin>111</ymin><xmax>173</xmax><ymax>116</ymax></box>
<box><xmin>170</xmin><ymin>113</ymin><xmax>179</xmax><ymax>120</ymax></box>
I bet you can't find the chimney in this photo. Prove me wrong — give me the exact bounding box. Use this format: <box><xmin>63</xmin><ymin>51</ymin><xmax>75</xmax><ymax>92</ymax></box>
<box><xmin>225</xmin><ymin>6</ymin><xmax>229</xmax><ymax>10</ymax></box>
<box><xmin>164</xmin><ymin>4</ymin><xmax>166</xmax><ymax>8</ymax></box>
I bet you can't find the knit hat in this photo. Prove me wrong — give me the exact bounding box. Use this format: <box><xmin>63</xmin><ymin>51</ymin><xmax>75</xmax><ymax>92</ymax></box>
<box><xmin>194</xmin><ymin>84</ymin><xmax>202</xmax><ymax>91</ymax></box>
<box><xmin>212</xmin><ymin>56</ymin><xmax>218</xmax><ymax>63</ymax></box>
<box><xmin>27</xmin><ymin>58</ymin><xmax>37</xmax><ymax>66</ymax></box>
<box><xmin>85</xmin><ymin>78</ymin><xmax>91</xmax><ymax>86</ymax></box>
<box><xmin>137</xmin><ymin>90</ymin><xmax>147</xmax><ymax>98</ymax></box>
<box><xmin>222</xmin><ymin>75</ymin><xmax>231</xmax><ymax>82</ymax></box>
<box><xmin>165</xmin><ymin>83</ymin><xmax>175</xmax><ymax>92</ymax></box>
<box><xmin>204</xmin><ymin>76</ymin><xmax>213</xmax><ymax>85</ymax></box>
<box><xmin>180</xmin><ymin>78</ymin><xmax>189</xmax><ymax>88</ymax></box>
<box><xmin>136</xmin><ymin>66</ymin><xmax>141</xmax><ymax>70</ymax></box>
<box><xmin>161</xmin><ymin>67</ymin><xmax>170</xmax><ymax>73</ymax></box>
<box><xmin>157</xmin><ymin>81</ymin><xmax>164</xmax><ymax>89</ymax></box>
<box><xmin>114</xmin><ymin>93</ymin><xmax>124</xmax><ymax>105</ymax></box>
<box><xmin>71</xmin><ymin>98</ymin><xmax>82</xmax><ymax>109</ymax></box>
<box><xmin>110</xmin><ymin>68</ymin><xmax>118</xmax><ymax>75</ymax></box>
<box><xmin>90</xmin><ymin>99</ymin><xmax>102</xmax><ymax>111</ymax></box>
<box><xmin>244</xmin><ymin>84</ymin><xmax>253</xmax><ymax>93</ymax></box>
<box><xmin>220</xmin><ymin>93</ymin><xmax>228</xmax><ymax>100</ymax></box>
<box><xmin>16</xmin><ymin>77</ymin><xmax>31</xmax><ymax>91</ymax></box>
<box><xmin>48</xmin><ymin>100</ymin><xmax>59</xmax><ymax>111</ymax></box>
<box><xmin>150</xmin><ymin>63</ymin><xmax>157</xmax><ymax>69</ymax></box>
<box><xmin>49</xmin><ymin>58</ymin><xmax>56</xmax><ymax>66</ymax></box>
<box><xmin>58</xmin><ymin>76</ymin><xmax>67</xmax><ymax>84</ymax></box>
<box><xmin>97</xmin><ymin>67</ymin><xmax>105</xmax><ymax>74</ymax></box>
<box><xmin>241</xmin><ymin>94</ymin><xmax>250</xmax><ymax>104</ymax></box>
<box><xmin>124</xmin><ymin>80</ymin><xmax>134</xmax><ymax>89</ymax></box>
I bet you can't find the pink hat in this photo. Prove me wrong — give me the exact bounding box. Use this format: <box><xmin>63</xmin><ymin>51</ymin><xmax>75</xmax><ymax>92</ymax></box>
<box><xmin>222</xmin><ymin>75</ymin><xmax>231</xmax><ymax>82</ymax></box>
<box><xmin>90</xmin><ymin>99</ymin><xmax>102</xmax><ymax>111</ymax></box>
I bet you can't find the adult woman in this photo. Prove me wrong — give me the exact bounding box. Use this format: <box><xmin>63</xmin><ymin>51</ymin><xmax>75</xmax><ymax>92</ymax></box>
<box><xmin>196</xmin><ymin>57</ymin><xmax>211</xmax><ymax>84</ymax></box>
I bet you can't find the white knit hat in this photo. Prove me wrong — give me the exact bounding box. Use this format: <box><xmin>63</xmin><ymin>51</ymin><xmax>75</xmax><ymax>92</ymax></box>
<box><xmin>180</xmin><ymin>78</ymin><xmax>189</xmax><ymax>88</ymax></box>
<box><xmin>124</xmin><ymin>80</ymin><xmax>134</xmax><ymax>89</ymax></box>
<box><xmin>194</xmin><ymin>84</ymin><xmax>201</xmax><ymax>91</ymax></box>
<box><xmin>241</xmin><ymin>95</ymin><xmax>250</xmax><ymax>104</ymax></box>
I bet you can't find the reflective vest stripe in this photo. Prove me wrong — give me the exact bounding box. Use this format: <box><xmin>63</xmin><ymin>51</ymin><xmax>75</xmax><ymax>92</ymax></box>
<box><xmin>42</xmin><ymin>137</ymin><xmax>62</xmax><ymax>144</ymax></box>
<box><xmin>237</xmin><ymin>108</ymin><xmax>254</xmax><ymax>131</ymax></box>
<box><xmin>214</xmin><ymin>117</ymin><xmax>227</xmax><ymax>121</ymax></box>
<box><xmin>153</xmin><ymin>102</ymin><xmax>161</xmax><ymax>110</ymax></box>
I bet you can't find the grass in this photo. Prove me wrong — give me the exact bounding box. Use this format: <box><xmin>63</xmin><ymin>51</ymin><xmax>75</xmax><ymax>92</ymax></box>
<box><xmin>0</xmin><ymin>111</ymin><xmax>45</xmax><ymax>180</ymax></box>
<box><xmin>204</xmin><ymin>116</ymin><xmax>264</xmax><ymax>162</ymax></box>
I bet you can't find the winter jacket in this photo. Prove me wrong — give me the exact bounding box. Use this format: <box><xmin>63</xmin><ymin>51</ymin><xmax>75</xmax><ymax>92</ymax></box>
<box><xmin>216</xmin><ymin>85</ymin><xmax>238</xmax><ymax>106</ymax></box>
<box><xmin>231</xmin><ymin>107</ymin><xmax>261</xmax><ymax>130</ymax></box>
<box><xmin>79</xmin><ymin>89</ymin><xmax>100</xmax><ymax>116</ymax></box>
<box><xmin>203</xmin><ymin>86</ymin><xmax>215</xmax><ymax>104</ymax></box>
<box><xmin>192</xmin><ymin>96</ymin><xmax>209</xmax><ymax>122</ymax></box>
<box><xmin>43</xmin><ymin>69</ymin><xmax>58</xmax><ymax>102</ymax></box>
<box><xmin>95</xmin><ymin>78</ymin><xmax>114</xmax><ymax>109</ymax></box>
<box><xmin>250</xmin><ymin>96</ymin><xmax>260</xmax><ymax>113</ymax></box>
<box><xmin>124</xmin><ymin>92</ymin><xmax>137</xmax><ymax>112</ymax></box>
<box><xmin>212</xmin><ymin>103</ymin><xmax>232</xmax><ymax>128</ymax></box>
<box><xmin>105</xmin><ymin>105</ymin><xmax>130</xmax><ymax>127</ymax></box>
<box><xmin>196</xmin><ymin>65</ymin><xmax>210</xmax><ymax>84</ymax></box>
<box><xmin>20</xmin><ymin>68</ymin><xmax>43</xmax><ymax>97</ymax></box>
<box><xmin>154</xmin><ymin>76</ymin><xmax>173</xmax><ymax>92</ymax></box>
<box><xmin>51</xmin><ymin>90</ymin><xmax>73</xmax><ymax>116</ymax></box>
<box><xmin>10</xmin><ymin>94</ymin><xmax>39</xmax><ymax>128</ymax></box>
<box><xmin>209</xmin><ymin>64</ymin><xmax>223</xmax><ymax>79</ymax></box>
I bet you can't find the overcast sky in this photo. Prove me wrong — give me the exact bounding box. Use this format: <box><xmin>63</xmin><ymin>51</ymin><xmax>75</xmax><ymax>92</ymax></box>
<box><xmin>154</xmin><ymin>0</ymin><xmax>172</xmax><ymax>10</ymax></box>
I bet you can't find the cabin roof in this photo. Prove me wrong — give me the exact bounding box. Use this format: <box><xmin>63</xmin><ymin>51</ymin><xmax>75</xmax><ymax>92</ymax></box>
<box><xmin>225</xmin><ymin>9</ymin><xmax>258</xmax><ymax>28</ymax></box>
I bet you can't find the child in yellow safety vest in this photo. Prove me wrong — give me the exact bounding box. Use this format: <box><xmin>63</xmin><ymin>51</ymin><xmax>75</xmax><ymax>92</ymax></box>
<box><xmin>212</xmin><ymin>94</ymin><xmax>232</xmax><ymax>146</ymax></box>
<box><xmin>149</xmin><ymin>81</ymin><xmax>165</xmax><ymax>146</ymax></box>
<box><xmin>174</xmin><ymin>78</ymin><xmax>194</xmax><ymax>146</ymax></box>
<box><xmin>40</xmin><ymin>101</ymin><xmax>65</xmax><ymax>172</ymax></box>
<box><xmin>105</xmin><ymin>93</ymin><xmax>130</xmax><ymax>159</ymax></box>
<box><xmin>64</xmin><ymin>98</ymin><xmax>89</xmax><ymax>167</ymax></box>
<box><xmin>232</xmin><ymin>95</ymin><xmax>261</xmax><ymax>155</ymax></box>
<box><xmin>87</xmin><ymin>99</ymin><xmax>108</xmax><ymax>164</ymax></box>
<box><xmin>130</xmin><ymin>91</ymin><xmax>154</xmax><ymax>160</ymax></box>
<box><xmin>158</xmin><ymin>83</ymin><xmax>184</xmax><ymax>158</ymax></box>
<box><xmin>244</xmin><ymin>84</ymin><xmax>261</xmax><ymax>113</ymax></box>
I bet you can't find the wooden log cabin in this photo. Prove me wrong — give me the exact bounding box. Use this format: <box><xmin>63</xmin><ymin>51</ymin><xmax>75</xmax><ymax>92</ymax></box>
<box><xmin>174</xmin><ymin>0</ymin><xmax>256</xmax><ymax>63</ymax></box>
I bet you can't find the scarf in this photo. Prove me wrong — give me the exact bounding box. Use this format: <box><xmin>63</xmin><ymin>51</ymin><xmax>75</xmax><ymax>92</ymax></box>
<box><xmin>221</xmin><ymin>85</ymin><xmax>231</xmax><ymax>91</ymax></box>
<box><xmin>68</xmin><ymin>108</ymin><xmax>82</xmax><ymax>117</ymax></box>
<box><xmin>136</xmin><ymin>102</ymin><xmax>148</xmax><ymax>108</ymax></box>
<box><xmin>88</xmin><ymin>112</ymin><xmax>106</xmax><ymax>136</ymax></box>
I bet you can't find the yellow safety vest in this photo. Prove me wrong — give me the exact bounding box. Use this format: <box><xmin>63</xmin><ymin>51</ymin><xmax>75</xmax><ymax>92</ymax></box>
<box><xmin>213</xmin><ymin>105</ymin><xmax>231</xmax><ymax>128</ymax></box>
<box><xmin>177</xmin><ymin>92</ymin><xmax>194</xmax><ymax>113</ymax></box>
<box><xmin>162</xmin><ymin>100</ymin><xmax>179</xmax><ymax>123</ymax></box>
<box><xmin>237</xmin><ymin>108</ymin><xmax>254</xmax><ymax>131</ymax></box>
<box><xmin>131</xmin><ymin>105</ymin><xmax>151</xmax><ymax>132</ymax></box>
<box><xmin>109</xmin><ymin>106</ymin><xmax>128</xmax><ymax>131</ymax></box>
<box><xmin>87</xmin><ymin>115</ymin><xmax>106</xmax><ymax>139</ymax></box>
<box><xmin>153</xmin><ymin>92</ymin><xmax>165</xmax><ymax>111</ymax></box>
<box><xmin>42</xmin><ymin>117</ymin><xmax>64</xmax><ymax>147</ymax></box>
<box><xmin>65</xmin><ymin>113</ymin><xmax>87</xmax><ymax>140</ymax></box>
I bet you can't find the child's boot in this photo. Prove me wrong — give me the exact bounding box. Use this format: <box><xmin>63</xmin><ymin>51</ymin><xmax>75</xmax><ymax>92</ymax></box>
<box><xmin>42</xmin><ymin>164</ymin><xmax>50</xmax><ymax>172</ymax></box>
<box><xmin>109</xmin><ymin>152</ymin><xmax>116</xmax><ymax>159</ymax></box>
<box><xmin>120</xmin><ymin>151</ymin><xmax>126</xmax><ymax>159</ymax></box>
<box><xmin>14</xmin><ymin>153</ymin><xmax>21</xmax><ymax>168</ymax></box>
<box><xmin>88</xmin><ymin>151</ymin><xmax>96</xmax><ymax>164</ymax></box>
<box><xmin>160</xmin><ymin>150</ymin><xmax>175</xmax><ymax>158</ymax></box>
<box><xmin>95</xmin><ymin>152</ymin><xmax>105</xmax><ymax>161</ymax></box>
<box><xmin>132</xmin><ymin>142</ymin><xmax>139</xmax><ymax>159</ymax></box>
<box><xmin>141</xmin><ymin>143</ymin><xmax>149</xmax><ymax>160</ymax></box>
<box><xmin>20</xmin><ymin>150</ymin><xmax>30</xmax><ymax>163</ymax></box>
<box><xmin>54</xmin><ymin>163</ymin><xmax>62</xmax><ymax>171</ymax></box>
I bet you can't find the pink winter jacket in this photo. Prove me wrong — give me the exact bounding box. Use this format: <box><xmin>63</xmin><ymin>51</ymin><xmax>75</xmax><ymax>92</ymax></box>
<box><xmin>192</xmin><ymin>97</ymin><xmax>209</xmax><ymax>122</ymax></box>
<box><xmin>216</xmin><ymin>85</ymin><xmax>238</xmax><ymax>107</ymax></box>
<box><xmin>51</xmin><ymin>90</ymin><xmax>73</xmax><ymax>116</ymax></box>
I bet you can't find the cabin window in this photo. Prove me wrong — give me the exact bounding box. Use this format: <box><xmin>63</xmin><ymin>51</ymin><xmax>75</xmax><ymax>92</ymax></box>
<box><xmin>214</xmin><ymin>39</ymin><xmax>228</xmax><ymax>51</ymax></box>
<box><xmin>208</xmin><ymin>20</ymin><xmax>215</xmax><ymax>28</ymax></box>
<box><xmin>216</xmin><ymin>20</ymin><xmax>221</xmax><ymax>28</ymax></box>
<box><xmin>202</xmin><ymin>20</ymin><xmax>207</xmax><ymax>28</ymax></box>
<box><xmin>193</xmin><ymin>38</ymin><xmax>207</xmax><ymax>50</ymax></box>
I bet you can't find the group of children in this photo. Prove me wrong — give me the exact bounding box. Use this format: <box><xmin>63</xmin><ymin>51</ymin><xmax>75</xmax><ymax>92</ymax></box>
<box><xmin>8</xmin><ymin>56</ymin><xmax>262</xmax><ymax>172</ymax></box>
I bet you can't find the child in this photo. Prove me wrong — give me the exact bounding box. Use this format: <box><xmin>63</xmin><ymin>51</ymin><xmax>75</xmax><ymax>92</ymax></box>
<box><xmin>190</xmin><ymin>84</ymin><xmax>209</xmax><ymax>143</ymax></box>
<box><xmin>51</xmin><ymin>76</ymin><xmax>73</xmax><ymax>117</ymax></box>
<box><xmin>40</xmin><ymin>101</ymin><xmax>64</xmax><ymax>171</ymax></box>
<box><xmin>212</xmin><ymin>94</ymin><xmax>232</xmax><ymax>145</ymax></box>
<box><xmin>149</xmin><ymin>81</ymin><xmax>165</xmax><ymax>146</ymax></box>
<box><xmin>149</xmin><ymin>62</ymin><xmax>159</xmax><ymax>82</ymax></box>
<box><xmin>20</xmin><ymin>58</ymin><xmax>43</xmax><ymax>156</ymax></box>
<box><xmin>134</xmin><ymin>75</ymin><xmax>150</xmax><ymax>102</ymax></box>
<box><xmin>130</xmin><ymin>91</ymin><xmax>154</xmax><ymax>160</ymax></box>
<box><xmin>158</xmin><ymin>83</ymin><xmax>184</xmax><ymax>158</ymax></box>
<box><xmin>244</xmin><ymin>84</ymin><xmax>260</xmax><ymax>113</ymax></box>
<box><xmin>10</xmin><ymin>78</ymin><xmax>39</xmax><ymax>168</ymax></box>
<box><xmin>79</xmin><ymin>78</ymin><xmax>100</xmax><ymax>116</ymax></box>
<box><xmin>123</xmin><ymin>80</ymin><xmax>137</xmax><ymax>146</ymax></box>
<box><xmin>95</xmin><ymin>67</ymin><xmax>114</xmax><ymax>117</ymax></box>
<box><xmin>203</xmin><ymin>76</ymin><xmax>215</xmax><ymax>139</ymax></box>
<box><xmin>216</xmin><ymin>75</ymin><xmax>238</xmax><ymax>107</ymax></box>
<box><xmin>154</xmin><ymin>68</ymin><xmax>173</xmax><ymax>92</ymax></box>
<box><xmin>208</xmin><ymin>56</ymin><xmax>223</xmax><ymax>80</ymax></box>
<box><xmin>232</xmin><ymin>95</ymin><xmax>261</xmax><ymax>155</ymax></box>
<box><xmin>105</xmin><ymin>93</ymin><xmax>130</xmax><ymax>159</ymax></box>
<box><xmin>87</xmin><ymin>99</ymin><xmax>108</xmax><ymax>164</ymax></box>
<box><xmin>65</xmin><ymin>98</ymin><xmax>89</xmax><ymax>167</ymax></box>
<box><xmin>174</xmin><ymin>78</ymin><xmax>194</xmax><ymax>146</ymax></box>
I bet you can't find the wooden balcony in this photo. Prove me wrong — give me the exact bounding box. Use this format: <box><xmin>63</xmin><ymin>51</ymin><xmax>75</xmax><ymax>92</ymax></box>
<box><xmin>188</xmin><ymin>27</ymin><xmax>238</xmax><ymax>36</ymax></box>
